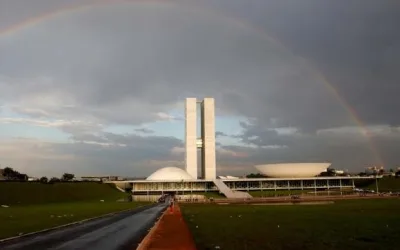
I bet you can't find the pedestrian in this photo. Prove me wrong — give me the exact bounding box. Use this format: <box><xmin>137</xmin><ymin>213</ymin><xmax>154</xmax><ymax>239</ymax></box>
<box><xmin>169</xmin><ymin>199</ymin><xmax>174</xmax><ymax>212</ymax></box>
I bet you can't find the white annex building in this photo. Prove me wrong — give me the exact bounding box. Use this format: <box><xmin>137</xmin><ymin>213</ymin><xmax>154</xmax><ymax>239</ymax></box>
<box><xmin>108</xmin><ymin>98</ymin><xmax>379</xmax><ymax>199</ymax></box>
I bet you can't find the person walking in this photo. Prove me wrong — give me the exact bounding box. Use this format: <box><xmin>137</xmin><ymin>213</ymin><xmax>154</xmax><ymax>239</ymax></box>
<box><xmin>169</xmin><ymin>199</ymin><xmax>174</xmax><ymax>212</ymax></box>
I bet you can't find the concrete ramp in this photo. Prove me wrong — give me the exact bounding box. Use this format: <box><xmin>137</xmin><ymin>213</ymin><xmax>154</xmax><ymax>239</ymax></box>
<box><xmin>115</xmin><ymin>186</ymin><xmax>126</xmax><ymax>192</ymax></box>
<box><xmin>232</xmin><ymin>191</ymin><xmax>253</xmax><ymax>199</ymax></box>
<box><xmin>213</xmin><ymin>179</ymin><xmax>252</xmax><ymax>199</ymax></box>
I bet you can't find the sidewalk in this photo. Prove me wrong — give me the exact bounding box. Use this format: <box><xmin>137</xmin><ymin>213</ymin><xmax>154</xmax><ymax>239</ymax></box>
<box><xmin>141</xmin><ymin>204</ymin><xmax>196</xmax><ymax>250</ymax></box>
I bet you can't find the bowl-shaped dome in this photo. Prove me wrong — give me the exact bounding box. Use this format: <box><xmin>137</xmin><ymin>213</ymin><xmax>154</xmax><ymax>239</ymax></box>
<box><xmin>146</xmin><ymin>167</ymin><xmax>194</xmax><ymax>181</ymax></box>
<box><xmin>255</xmin><ymin>163</ymin><xmax>330</xmax><ymax>178</ymax></box>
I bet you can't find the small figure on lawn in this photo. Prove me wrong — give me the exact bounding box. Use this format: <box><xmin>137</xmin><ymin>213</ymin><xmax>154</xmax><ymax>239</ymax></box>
<box><xmin>169</xmin><ymin>199</ymin><xmax>174</xmax><ymax>212</ymax></box>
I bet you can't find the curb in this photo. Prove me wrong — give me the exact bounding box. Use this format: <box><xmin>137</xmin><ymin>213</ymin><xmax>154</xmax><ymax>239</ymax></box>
<box><xmin>0</xmin><ymin>204</ymin><xmax>152</xmax><ymax>243</ymax></box>
<box><xmin>136</xmin><ymin>206</ymin><xmax>169</xmax><ymax>250</ymax></box>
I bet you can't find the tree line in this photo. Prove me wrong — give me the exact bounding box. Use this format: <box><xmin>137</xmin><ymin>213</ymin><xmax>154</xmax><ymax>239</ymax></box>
<box><xmin>1</xmin><ymin>167</ymin><xmax>28</xmax><ymax>181</ymax></box>
<box><xmin>39</xmin><ymin>173</ymin><xmax>75</xmax><ymax>183</ymax></box>
<box><xmin>1</xmin><ymin>167</ymin><xmax>75</xmax><ymax>183</ymax></box>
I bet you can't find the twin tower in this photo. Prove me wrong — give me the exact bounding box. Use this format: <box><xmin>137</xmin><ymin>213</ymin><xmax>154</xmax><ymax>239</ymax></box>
<box><xmin>185</xmin><ymin>98</ymin><xmax>216</xmax><ymax>180</ymax></box>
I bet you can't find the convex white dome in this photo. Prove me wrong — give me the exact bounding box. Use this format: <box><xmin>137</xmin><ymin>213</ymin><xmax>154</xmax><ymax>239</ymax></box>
<box><xmin>255</xmin><ymin>163</ymin><xmax>330</xmax><ymax>178</ymax></box>
<box><xmin>146</xmin><ymin>167</ymin><xmax>194</xmax><ymax>181</ymax></box>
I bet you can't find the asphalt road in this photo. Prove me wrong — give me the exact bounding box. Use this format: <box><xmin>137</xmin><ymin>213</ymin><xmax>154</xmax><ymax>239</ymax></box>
<box><xmin>0</xmin><ymin>203</ymin><xmax>167</xmax><ymax>250</ymax></box>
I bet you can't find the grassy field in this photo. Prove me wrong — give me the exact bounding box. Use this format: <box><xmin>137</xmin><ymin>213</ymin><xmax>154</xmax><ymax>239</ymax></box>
<box><xmin>249</xmin><ymin>189</ymin><xmax>353</xmax><ymax>197</ymax></box>
<box><xmin>191</xmin><ymin>192</ymin><xmax>226</xmax><ymax>199</ymax></box>
<box><xmin>0</xmin><ymin>182</ymin><xmax>128</xmax><ymax>205</ymax></box>
<box><xmin>370</xmin><ymin>178</ymin><xmax>400</xmax><ymax>192</ymax></box>
<box><xmin>249</xmin><ymin>190</ymin><xmax>309</xmax><ymax>197</ymax></box>
<box><xmin>181</xmin><ymin>199</ymin><xmax>400</xmax><ymax>250</ymax></box>
<box><xmin>0</xmin><ymin>182</ymin><xmax>149</xmax><ymax>239</ymax></box>
<box><xmin>0</xmin><ymin>201</ymin><xmax>147</xmax><ymax>239</ymax></box>
<box><xmin>355</xmin><ymin>177</ymin><xmax>400</xmax><ymax>192</ymax></box>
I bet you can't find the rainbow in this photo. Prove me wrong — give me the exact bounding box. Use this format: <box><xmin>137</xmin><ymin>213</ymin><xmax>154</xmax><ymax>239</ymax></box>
<box><xmin>0</xmin><ymin>0</ymin><xmax>383</xmax><ymax>165</ymax></box>
<box><xmin>0</xmin><ymin>0</ymin><xmax>163</xmax><ymax>37</ymax></box>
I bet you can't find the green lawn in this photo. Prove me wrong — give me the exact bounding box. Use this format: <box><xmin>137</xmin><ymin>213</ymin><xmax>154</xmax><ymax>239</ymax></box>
<box><xmin>371</xmin><ymin>178</ymin><xmax>400</xmax><ymax>192</ymax></box>
<box><xmin>0</xmin><ymin>182</ymin><xmax>149</xmax><ymax>239</ymax></box>
<box><xmin>200</xmin><ymin>192</ymin><xmax>227</xmax><ymax>199</ymax></box>
<box><xmin>0</xmin><ymin>182</ymin><xmax>128</xmax><ymax>205</ymax></box>
<box><xmin>355</xmin><ymin>177</ymin><xmax>400</xmax><ymax>192</ymax></box>
<box><xmin>181</xmin><ymin>199</ymin><xmax>400</xmax><ymax>250</ymax></box>
<box><xmin>249</xmin><ymin>190</ymin><xmax>308</xmax><ymax>197</ymax></box>
<box><xmin>0</xmin><ymin>201</ymin><xmax>148</xmax><ymax>239</ymax></box>
<box><xmin>249</xmin><ymin>189</ymin><xmax>353</xmax><ymax>197</ymax></box>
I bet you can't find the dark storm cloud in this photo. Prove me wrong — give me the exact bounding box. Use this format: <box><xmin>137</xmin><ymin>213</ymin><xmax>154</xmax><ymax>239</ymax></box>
<box><xmin>202</xmin><ymin>0</ymin><xmax>400</xmax><ymax>170</ymax></box>
<box><xmin>204</xmin><ymin>0</ymin><xmax>400</xmax><ymax>127</ymax></box>
<box><xmin>1</xmin><ymin>0</ymin><xmax>399</xmax><ymax>130</ymax></box>
<box><xmin>1</xmin><ymin>0</ymin><xmax>399</xmax><ymax>175</ymax></box>
<box><xmin>0</xmin><ymin>0</ymin><xmax>351</xmax><ymax>129</ymax></box>
<box><xmin>134</xmin><ymin>128</ymin><xmax>154</xmax><ymax>134</ymax></box>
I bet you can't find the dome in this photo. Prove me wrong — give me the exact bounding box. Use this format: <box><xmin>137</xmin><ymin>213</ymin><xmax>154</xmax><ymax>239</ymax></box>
<box><xmin>146</xmin><ymin>167</ymin><xmax>194</xmax><ymax>181</ymax></box>
<box><xmin>255</xmin><ymin>163</ymin><xmax>330</xmax><ymax>178</ymax></box>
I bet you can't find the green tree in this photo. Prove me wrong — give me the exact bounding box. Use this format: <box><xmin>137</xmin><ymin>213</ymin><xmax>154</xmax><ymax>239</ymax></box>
<box><xmin>246</xmin><ymin>173</ymin><xmax>265</xmax><ymax>178</ymax></box>
<box><xmin>358</xmin><ymin>172</ymin><xmax>367</xmax><ymax>176</ymax></box>
<box><xmin>49</xmin><ymin>177</ymin><xmax>60</xmax><ymax>183</ymax></box>
<box><xmin>40</xmin><ymin>176</ymin><xmax>48</xmax><ymax>183</ymax></box>
<box><xmin>61</xmin><ymin>173</ymin><xmax>75</xmax><ymax>182</ymax></box>
<box><xmin>3</xmin><ymin>167</ymin><xmax>17</xmax><ymax>178</ymax></box>
<box><xmin>3</xmin><ymin>167</ymin><xmax>27</xmax><ymax>181</ymax></box>
<box><xmin>17</xmin><ymin>174</ymin><xmax>28</xmax><ymax>181</ymax></box>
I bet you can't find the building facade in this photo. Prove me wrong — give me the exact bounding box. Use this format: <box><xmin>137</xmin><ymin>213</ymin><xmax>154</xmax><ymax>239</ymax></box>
<box><xmin>185</xmin><ymin>98</ymin><xmax>216</xmax><ymax>180</ymax></box>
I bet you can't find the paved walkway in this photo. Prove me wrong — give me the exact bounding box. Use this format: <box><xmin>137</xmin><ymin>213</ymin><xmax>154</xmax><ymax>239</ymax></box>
<box><xmin>143</xmin><ymin>204</ymin><xmax>196</xmax><ymax>250</ymax></box>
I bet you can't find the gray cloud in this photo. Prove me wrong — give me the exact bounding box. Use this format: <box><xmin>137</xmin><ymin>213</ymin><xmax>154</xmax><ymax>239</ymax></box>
<box><xmin>0</xmin><ymin>1</ymin><xmax>350</xmax><ymax>130</ymax></box>
<box><xmin>228</xmin><ymin>123</ymin><xmax>400</xmax><ymax>174</ymax></box>
<box><xmin>0</xmin><ymin>0</ymin><xmax>399</xmax><ymax>175</ymax></box>
<box><xmin>134</xmin><ymin>128</ymin><xmax>154</xmax><ymax>134</ymax></box>
<box><xmin>1</xmin><ymin>1</ymin><xmax>399</xmax><ymax>129</ymax></box>
<box><xmin>0</xmin><ymin>134</ymin><xmax>183</xmax><ymax>177</ymax></box>
<box><xmin>204</xmin><ymin>0</ymin><xmax>400</xmax><ymax>127</ymax></box>
<box><xmin>215</xmin><ymin>131</ymin><xmax>228</xmax><ymax>137</ymax></box>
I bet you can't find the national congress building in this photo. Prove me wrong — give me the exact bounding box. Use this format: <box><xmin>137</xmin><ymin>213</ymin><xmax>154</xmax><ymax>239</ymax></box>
<box><xmin>109</xmin><ymin>98</ymin><xmax>377</xmax><ymax>199</ymax></box>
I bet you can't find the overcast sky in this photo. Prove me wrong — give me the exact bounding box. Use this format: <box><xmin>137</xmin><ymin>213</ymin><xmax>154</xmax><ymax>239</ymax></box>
<box><xmin>0</xmin><ymin>0</ymin><xmax>399</xmax><ymax>177</ymax></box>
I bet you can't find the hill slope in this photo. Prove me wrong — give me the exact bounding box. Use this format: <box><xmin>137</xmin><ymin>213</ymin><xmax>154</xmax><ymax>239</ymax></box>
<box><xmin>0</xmin><ymin>182</ymin><xmax>126</xmax><ymax>205</ymax></box>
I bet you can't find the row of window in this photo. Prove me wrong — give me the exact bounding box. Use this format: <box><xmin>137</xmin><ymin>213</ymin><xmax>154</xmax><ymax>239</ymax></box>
<box><xmin>132</xmin><ymin>179</ymin><xmax>354</xmax><ymax>191</ymax></box>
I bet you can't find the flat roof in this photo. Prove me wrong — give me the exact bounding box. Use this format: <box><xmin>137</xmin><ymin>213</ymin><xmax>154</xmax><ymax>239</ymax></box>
<box><xmin>106</xmin><ymin>176</ymin><xmax>380</xmax><ymax>184</ymax></box>
<box><xmin>81</xmin><ymin>176</ymin><xmax>119</xmax><ymax>178</ymax></box>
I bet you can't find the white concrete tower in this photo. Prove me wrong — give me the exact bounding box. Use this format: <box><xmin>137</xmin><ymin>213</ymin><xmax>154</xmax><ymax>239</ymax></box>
<box><xmin>201</xmin><ymin>98</ymin><xmax>216</xmax><ymax>179</ymax></box>
<box><xmin>185</xmin><ymin>98</ymin><xmax>198</xmax><ymax>179</ymax></box>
